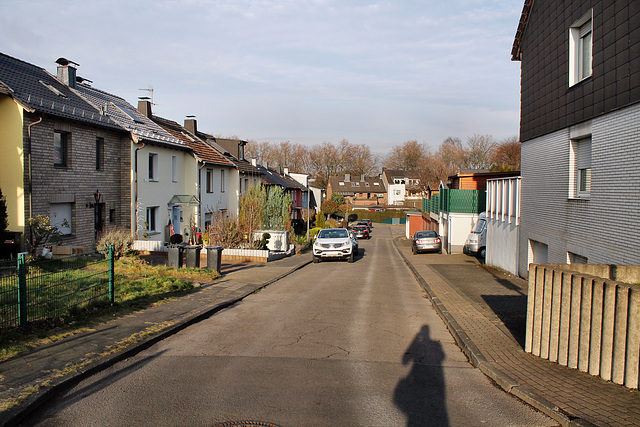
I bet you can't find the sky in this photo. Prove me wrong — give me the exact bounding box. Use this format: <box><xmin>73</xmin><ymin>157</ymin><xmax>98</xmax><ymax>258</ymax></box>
<box><xmin>0</xmin><ymin>0</ymin><xmax>523</xmax><ymax>154</ymax></box>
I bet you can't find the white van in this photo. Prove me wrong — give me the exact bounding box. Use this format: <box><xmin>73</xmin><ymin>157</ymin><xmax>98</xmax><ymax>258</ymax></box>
<box><xmin>463</xmin><ymin>212</ymin><xmax>486</xmax><ymax>259</ymax></box>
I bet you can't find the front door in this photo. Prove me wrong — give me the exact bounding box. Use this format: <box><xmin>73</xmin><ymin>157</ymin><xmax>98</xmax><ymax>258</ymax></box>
<box><xmin>171</xmin><ymin>206</ymin><xmax>181</xmax><ymax>235</ymax></box>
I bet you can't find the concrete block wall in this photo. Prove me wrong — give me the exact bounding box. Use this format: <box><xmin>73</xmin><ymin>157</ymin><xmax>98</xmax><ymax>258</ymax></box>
<box><xmin>526</xmin><ymin>264</ymin><xmax>640</xmax><ymax>388</ymax></box>
<box><xmin>519</xmin><ymin>103</ymin><xmax>640</xmax><ymax>278</ymax></box>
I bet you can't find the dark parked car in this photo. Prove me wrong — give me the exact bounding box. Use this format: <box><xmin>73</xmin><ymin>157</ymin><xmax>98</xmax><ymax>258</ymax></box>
<box><xmin>361</xmin><ymin>219</ymin><xmax>373</xmax><ymax>228</ymax></box>
<box><xmin>412</xmin><ymin>230</ymin><xmax>442</xmax><ymax>254</ymax></box>
<box><xmin>353</xmin><ymin>225</ymin><xmax>370</xmax><ymax>239</ymax></box>
<box><xmin>356</xmin><ymin>221</ymin><xmax>371</xmax><ymax>233</ymax></box>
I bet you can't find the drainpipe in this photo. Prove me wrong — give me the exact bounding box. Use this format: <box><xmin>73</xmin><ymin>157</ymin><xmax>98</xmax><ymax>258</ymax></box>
<box><xmin>133</xmin><ymin>136</ymin><xmax>145</xmax><ymax>238</ymax></box>
<box><xmin>26</xmin><ymin>116</ymin><xmax>43</xmax><ymax>251</ymax></box>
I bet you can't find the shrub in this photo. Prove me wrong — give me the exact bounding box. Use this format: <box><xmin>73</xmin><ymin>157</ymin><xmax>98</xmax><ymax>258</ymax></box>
<box><xmin>169</xmin><ymin>234</ymin><xmax>183</xmax><ymax>244</ymax></box>
<box><xmin>325</xmin><ymin>218</ymin><xmax>340</xmax><ymax>228</ymax></box>
<box><xmin>255</xmin><ymin>232</ymin><xmax>271</xmax><ymax>250</ymax></box>
<box><xmin>203</xmin><ymin>212</ymin><xmax>244</xmax><ymax>248</ymax></box>
<box><xmin>97</xmin><ymin>228</ymin><xmax>134</xmax><ymax>258</ymax></box>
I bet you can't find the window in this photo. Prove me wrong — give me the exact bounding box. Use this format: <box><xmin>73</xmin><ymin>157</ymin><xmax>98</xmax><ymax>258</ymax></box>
<box><xmin>206</xmin><ymin>169</ymin><xmax>213</xmax><ymax>193</ymax></box>
<box><xmin>570</xmin><ymin>137</ymin><xmax>592</xmax><ymax>198</ymax></box>
<box><xmin>148</xmin><ymin>153</ymin><xmax>158</xmax><ymax>181</ymax></box>
<box><xmin>109</xmin><ymin>209</ymin><xmax>116</xmax><ymax>224</ymax></box>
<box><xmin>96</xmin><ymin>137</ymin><xmax>104</xmax><ymax>170</ymax></box>
<box><xmin>171</xmin><ymin>156</ymin><xmax>177</xmax><ymax>182</ymax></box>
<box><xmin>146</xmin><ymin>206</ymin><xmax>159</xmax><ymax>233</ymax></box>
<box><xmin>54</xmin><ymin>131</ymin><xmax>69</xmax><ymax>167</ymax></box>
<box><xmin>569</xmin><ymin>11</ymin><xmax>592</xmax><ymax>86</ymax></box>
<box><xmin>568</xmin><ymin>252</ymin><xmax>588</xmax><ymax>264</ymax></box>
<box><xmin>220</xmin><ymin>170</ymin><xmax>225</xmax><ymax>192</ymax></box>
<box><xmin>50</xmin><ymin>203</ymin><xmax>72</xmax><ymax>235</ymax></box>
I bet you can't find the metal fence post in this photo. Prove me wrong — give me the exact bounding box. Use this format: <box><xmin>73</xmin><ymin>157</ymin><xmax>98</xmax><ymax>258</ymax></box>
<box><xmin>108</xmin><ymin>245</ymin><xmax>115</xmax><ymax>304</ymax></box>
<box><xmin>17</xmin><ymin>253</ymin><xmax>27</xmax><ymax>327</ymax></box>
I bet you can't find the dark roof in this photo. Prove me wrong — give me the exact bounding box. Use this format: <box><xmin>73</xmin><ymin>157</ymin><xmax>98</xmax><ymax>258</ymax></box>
<box><xmin>151</xmin><ymin>115</ymin><xmax>234</xmax><ymax>166</ymax></box>
<box><xmin>0</xmin><ymin>52</ymin><xmax>122</xmax><ymax>130</ymax></box>
<box><xmin>75</xmin><ymin>84</ymin><xmax>186</xmax><ymax>149</ymax></box>
<box><xmin>382</xmin><ymin>169</ymin><xmax>421</xmax><ymax>180</ymax></box>
<box><xmin>254</xmin><ymin>164</ymin><xmax>300</xmax><ymax>190</ymax></box>
<box><xmin>328</xmin><ymin>176</ymin><xmax>386</xmax><ymax>194</ymax></box>
<box><xmin>195</xmin><ymin>131</ymin><xmax>263</xmax><ymax>175</ymax></box>
<box><xmin>511</xmin><ymin>0</ymin><xmax>534</xmax><ymax>61</ymax></box>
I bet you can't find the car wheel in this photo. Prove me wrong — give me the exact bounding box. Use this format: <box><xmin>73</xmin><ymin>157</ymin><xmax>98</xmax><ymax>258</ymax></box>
<box><xmin>348</xmin><ymin>252</ymin><xmax>355</xmax><ymax>263</ymax></box>
<box><xmin>313</xmin><ymin>256</ymin><xmax>321</xmax><ymax>263</ymax></box>
<box><xmin>478</xmin><ymin>247</ymin><xmax>486</xmax><ymax>260</ymax></box>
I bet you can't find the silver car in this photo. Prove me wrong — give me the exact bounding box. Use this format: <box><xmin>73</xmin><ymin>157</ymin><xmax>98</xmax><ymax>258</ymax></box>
<box><xmin>412</xmin><ymin>230</ymin><xmax>442</xmax><ymax>254</ymax></box>
<box><xmin>313</xmin><ymin>228</ymin><xmax>357</xmax><ymax>263</ymax></box>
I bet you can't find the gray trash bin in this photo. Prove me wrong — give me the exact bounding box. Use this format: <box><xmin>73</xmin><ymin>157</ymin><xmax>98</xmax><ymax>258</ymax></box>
<box><xmin>185</xmin><ymin>245</ymin><xmax>202</xmax><ymax>268</ymax></box>
<box><xmin>167</xmin><ymin>244</ymin><xmax>184</xmax><ymax>268</ymax></box>
<box><xmin>206</xmin><ymin>246</ymin><xmax>223</xmax><ymax>273</ymax></box>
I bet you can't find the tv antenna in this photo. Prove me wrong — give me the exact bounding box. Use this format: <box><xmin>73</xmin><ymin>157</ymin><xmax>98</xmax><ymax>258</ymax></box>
<box><xmin>138</xmin><ymin>87</ymin><xmax>154</xmax><ymax>106</ymax></box>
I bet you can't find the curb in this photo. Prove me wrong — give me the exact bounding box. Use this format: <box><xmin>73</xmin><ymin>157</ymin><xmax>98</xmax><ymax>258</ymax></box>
<box><xmin>391</xmin><ymin>236</ymin><xmax>596</xmax><ymax>427</ymax></box>
<box><xmin>1</xmin><ymin>258</ymin><xmax>312</xmax><ymax>427</ymax></box>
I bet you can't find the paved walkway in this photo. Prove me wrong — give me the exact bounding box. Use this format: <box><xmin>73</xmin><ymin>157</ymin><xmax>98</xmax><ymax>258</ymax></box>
<box><xmin>2</xmin><ymin>227</ymin><xmax>640</xmax><ymax>426</ymax></box>
<box><xmin>391</xmin><ymin>227</ymin><xmax>640</xmax><ymax>427</ymax></box>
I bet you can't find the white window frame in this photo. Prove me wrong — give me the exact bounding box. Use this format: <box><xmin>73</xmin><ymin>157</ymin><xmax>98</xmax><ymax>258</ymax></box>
<box><xmin>220</xmin><ymin>170</ymin><xmax>225</xmax><ymax>193</ymax></box>
<box><xmin>569</xmin><ymin>137</ymin><xmax>592</xmax><ymax>199</ymax></box>
<box><xmin>171</xmin><ymin>156</ymin><xmax>177</xmax><ymax>182</ymax></box>
<box><xmin>50</xmin><ymin>203</ymin><xmax>72</xmax><ymax>235</ymax></box>
<box><xmin>569</xmin><ymin>10</ymin><xmax>593</xmax><ymax>86</ymax></box>
<box><xmin>146</xmin><ymin>206</ymin><xmax>159</xmax><ymax>233</ymax></box>
<box><xmin>148</xmin><ymin>153</ymin><xmax>159</xmax><ymax>181</ymax></box>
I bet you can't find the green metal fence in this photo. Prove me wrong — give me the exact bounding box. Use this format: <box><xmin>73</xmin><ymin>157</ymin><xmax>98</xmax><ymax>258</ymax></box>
<box><xmin>422</xmin><ymin>190</ymin><xmax>485</xmax><ymax>215</ymax></box>
<box><xmin>0</xmin><ymin>246</ymin><xmax>114</xmax><ymax>328</ymax></box>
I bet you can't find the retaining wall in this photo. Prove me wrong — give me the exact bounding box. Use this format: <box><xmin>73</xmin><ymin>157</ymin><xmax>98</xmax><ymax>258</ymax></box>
<box><xmin>526</xmin><ymin>264</ymin><xmax>640</xmax><ymax>388</ymax></box>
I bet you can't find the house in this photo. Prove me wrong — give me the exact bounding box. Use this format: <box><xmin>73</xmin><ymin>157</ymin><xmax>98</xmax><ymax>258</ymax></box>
<box><xmin>138</xmin><ymin>103</ymin><xmax>236</xmax><ymax>234</ymax></box>
<box><xmin>448</xmin><ymin>169</ymin><xmax>520</xmax><ymax>190</ymax></box>
<box><xmin>184</xmin><ymin>122</ymin><xmax>263</xmax><ymax>218</ymax></box>
<box><xmin>251</xmin><ymin>162</ymin><xmax>307</xmax><ymax>221</ymax></box>
<box><xmin>381</xmin><ymin>169</ymin><xmax>424</xmax><ymax>208</ymax></box>
<box><xmin>0</xmin><ymin>53</ymin><xmax>130</xmax><ymax>253</ymax></box>
<box><xmin>326</xmin><ymin>174</ymin><xmax>387</xmax><ymax>208</ymax></box>
<box><xmin>72</xmin><ymin>72</ymin><xmax>197</xmax><ymax>250</ymax></box>
<box><xmin>511</xmin><ymin>1</ymin><xmax>640</xmax><ymax>276</ymax></box>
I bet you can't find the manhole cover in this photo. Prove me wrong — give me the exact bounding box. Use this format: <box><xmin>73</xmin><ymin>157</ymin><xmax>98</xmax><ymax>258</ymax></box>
<box><xmin>213</xmin><ymin>422</ymin><xmax>281</xmax><ymax>427</ymax></box>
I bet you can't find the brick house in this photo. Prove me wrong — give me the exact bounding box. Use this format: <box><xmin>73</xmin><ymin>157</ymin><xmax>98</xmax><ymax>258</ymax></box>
<box><xmin>326</xmin><ymin>174</ymin><xmax>387</xmax><ymax>208</ymax></box>
<box><xmin>0</xmin><ymin>53</ymin><xmax>130</xmax><ymax>252</ymax></box>
<box><xmin>512</xmin><ymin>1</ymin><xmax>640</xmax><ymax>276</ymax></box>
<box><xmin>448</xmin><ymin>169</ymin><xmax>520</xmax><ymax>190</ymax></box>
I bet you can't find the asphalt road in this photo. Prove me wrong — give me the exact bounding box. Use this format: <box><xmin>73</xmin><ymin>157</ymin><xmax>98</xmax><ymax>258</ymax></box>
<box><xmin>25</xmin><ymin>225</ymin><xmax>554</xmax><ymax>426</ymax></box>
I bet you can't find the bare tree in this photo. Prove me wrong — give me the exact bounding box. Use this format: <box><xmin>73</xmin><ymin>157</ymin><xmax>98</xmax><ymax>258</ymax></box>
<box><xmin>463</xmin><ymin>134</ymin><xmax>496</xmax><ymax>170</ymax></box>
<box><xmin>383</xmin><ymin>140</ymin><xmax>430</xmax><ymax>171</ymax></box>
<box><xmin>491</xmin><ymin>136</ymin><xmax>520</xmax><ymax>171</ymax></box>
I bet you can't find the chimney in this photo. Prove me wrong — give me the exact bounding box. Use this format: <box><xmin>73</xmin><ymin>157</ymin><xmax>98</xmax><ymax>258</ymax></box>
<box><xmin>360</xmin><ymin>174</ymin><xmax>365</xmax><ymax>182</ymax></box>
<box><xmin>284</xmin><ymin>167</ymin><xmax>289</xmax><ymax>176</ymax></box>
<box><xmin>345</xmin><ymin>173</ymin><xmax>350</xmax><ymax>182</ymax></box>
<box><xmin>137</xmin><ymin>98</ymin><xmax>152</xmax><ymax>118</ymax></box>
<box><xmin>56</xmin><ymin>60</ymin><xmax>77</xmax><ymax>88</ymax></box>
<box><xmin>184</xmin><ymin>117</ymin><xmax>197</xmax><ymax>134</ymax></box>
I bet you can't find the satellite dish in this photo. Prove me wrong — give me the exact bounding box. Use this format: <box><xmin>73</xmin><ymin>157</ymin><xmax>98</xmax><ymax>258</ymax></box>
<box><xmin>55</xmin><ymin>57</ymin><xmax>80</xmax><ymax>67</ymax></box>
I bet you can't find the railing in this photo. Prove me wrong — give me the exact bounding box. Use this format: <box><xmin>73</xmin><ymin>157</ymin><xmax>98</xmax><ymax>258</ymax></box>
<box><xmin>422</xmin><ymin>190</ymin><xmax>485</xmax><ymax>215</ymax></box>
<box><xmin>0</xmin><ymin>246</ymin><xmax>115</xmax><ymax>328</ymax></box>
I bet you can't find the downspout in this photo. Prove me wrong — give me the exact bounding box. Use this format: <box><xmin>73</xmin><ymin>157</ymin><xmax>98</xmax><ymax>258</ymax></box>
<box><xmin>26</xmin><ymin>116</ymin><xmax>43</xmax><ymax>251</ymax></box>
<box><xmin>133</xmin><ymin>136</ymin><xmax>145</xmax><ymax>239</ymax></box>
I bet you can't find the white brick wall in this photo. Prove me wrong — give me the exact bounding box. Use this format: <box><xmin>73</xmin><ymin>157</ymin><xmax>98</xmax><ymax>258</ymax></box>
<box><xmin>519</xmin><ymin>103</ymin><xmax>640</xmax><ymax>277</ymax></box>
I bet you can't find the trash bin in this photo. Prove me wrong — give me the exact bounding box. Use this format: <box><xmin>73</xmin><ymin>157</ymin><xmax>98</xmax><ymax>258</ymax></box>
<box><xmin>206</xmin><ymin>246</ymin><xmax>223</xmax><ymax>273</ymax></box>
<box><xmin>185</xmin><ymin>245</ymin><xmax>201</xmax><ymax>268</ymax></box>
<box><xmin>167</xmin><ymin>244</ymin><xmax>184</xmax><ymax>268</ymax></box>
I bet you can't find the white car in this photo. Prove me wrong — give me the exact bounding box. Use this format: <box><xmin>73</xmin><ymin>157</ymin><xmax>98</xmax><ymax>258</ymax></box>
<box><xmin>313</xmin><ymin>228</ymin><xmax>357</xmax><ymax>263</ymax></box>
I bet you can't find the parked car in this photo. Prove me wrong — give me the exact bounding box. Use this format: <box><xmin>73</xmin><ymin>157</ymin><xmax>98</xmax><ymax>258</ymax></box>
<box><xmin>412</xmin><ymin>230</ymin><xmax>442</xmax><ymax>254</ymax></box>
<box><xmin>464</xmin><ymin>212</ymin><xmax>487</xmax><ymax>259</ymax></box>
<box><xmin>356</xmin><ymin>221</ymin><xmax>371</xmax><ymax>233</ymax></box>
<box><xmin>352</xmin><ymin>225</ymin><xmax>370</xmax><ymax>239</ymax></box>
<box><xmin>313</xmin><ymin>228</ymin><xmax>357</xmax><ymax>263</ymax></box>
<box><xmin>361</xmin><ymin>219</ymin><xmax>373</xmax><ymax>229</ymax></box>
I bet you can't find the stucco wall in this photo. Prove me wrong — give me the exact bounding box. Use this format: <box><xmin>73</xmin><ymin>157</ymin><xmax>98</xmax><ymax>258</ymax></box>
<box><xmin>0</xmin><ymin>95</ymin><xmax>25</xmax><ymax>239</ymax></box>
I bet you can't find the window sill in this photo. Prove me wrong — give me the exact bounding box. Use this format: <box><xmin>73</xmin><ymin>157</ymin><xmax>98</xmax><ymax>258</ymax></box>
<box><xmin>145</xmin><ymin>231</ymin><xmax>161</xmax><ymax>236</ymax></box>
<box><xmin>568</xmin><ymin>196</ymin><xmax>590</xmax><ymax>201</ymax></box>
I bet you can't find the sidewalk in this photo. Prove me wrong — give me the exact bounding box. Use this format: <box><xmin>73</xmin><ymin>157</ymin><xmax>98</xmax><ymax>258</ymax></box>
<box><xmin>393</xmin><ymin>235</ymin><xmax>640</xmax><ymax>427</ymax></box>
<box><xmin>0</xmin><ymin>253</ymin><xmax>311</xmax><ymax>426</ymax></box>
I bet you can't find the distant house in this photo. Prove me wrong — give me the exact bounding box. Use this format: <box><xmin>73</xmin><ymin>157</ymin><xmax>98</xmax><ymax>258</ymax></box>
<box><xmin>512</xmin><ymin>1</ymin><xmax>640</xmax><ymax>276</ymax></box>
<box><xmin>138</xmin><ymin>103</ymin><xmax>236</xmax><ymax>234</ymax></box>
<box><xmin>252</xmin><ymin>163</ymin><xmax>307</xmax><ymax>221</ymax></box>
<box><xmin>0</xmin><ymin>53</ymin><xmax>130</xmax><ymax>252</ymax></box>
<box><xmin>381</xmin><ymin>169</ymin><xmax>424</xmax><ymax>208</ymax></box>
<box><xmin>326</xmin><ymin>174</ymin><xmax>387</xmax><ymax>209</ymax></box>
<box><xmin>448</xmin><ymin>170</ymin><xmax>520</xmax><ymax>190</ymax></box>
<box><xmin>72</xmin><ymin>73</ymin><xmax>196</xmax><ymax>249</ymax></box>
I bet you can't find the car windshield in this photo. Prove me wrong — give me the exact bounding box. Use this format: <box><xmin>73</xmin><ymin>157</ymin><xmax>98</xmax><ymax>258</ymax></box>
<box><xmin>473</xmin><ymin>219</ymin><xmax>486</xmax><ymax>234</ymax></box>
<box><xmin>318</xmin><ymin>229</ymin><xmax>348</xmax><ymax>239</ymax></box>
<box><xmin>415</xmin><ymin>231</ymin><xmax>437</xmax><ymax>238</ymax></box>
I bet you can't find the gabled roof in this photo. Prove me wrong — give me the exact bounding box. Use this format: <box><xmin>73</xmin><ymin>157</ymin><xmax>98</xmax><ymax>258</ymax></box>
<box><xmin>0</xmin><ymin>52</ymin><xmax>122</xmax><ymax>130</ymax></box>
<box><xmin>511</xmin><ymin>0</ymin><xmax>534</xmax><ymax>61</ymax></box>
<box><xmin>75</xmin><ymin>84</ymin><xmax>186</xmax><ymax>149</ymax></box>
<box><xmin>151</xmin><ymin>115</ymin><xmax>233</xmax><ymax>167</ymax></box>
<box><xmin>328</xmin><ymin>176</ymin><xmax>386</xmax><ymax>194</ymax></box>
<box><xmin>254</xmin><ymin>164</ymin><xmax>299</xmax><ymax>190</ymax></box>
<box><xmin>195</xmin><ymin>131</ymin><xmax>263</xmax><ymax>175</ymax></box>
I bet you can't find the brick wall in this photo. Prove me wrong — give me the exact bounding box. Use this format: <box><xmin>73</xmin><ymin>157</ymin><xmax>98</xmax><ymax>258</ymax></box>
<box><xmin>519</xmin><ymin>103</ymin><xmax>640</xmax><ymax>277</ymax></box>
<box><xmin>23</xmin><ymin>113</ymin><xmax>130</xmax><ymax>250</ymax></box>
